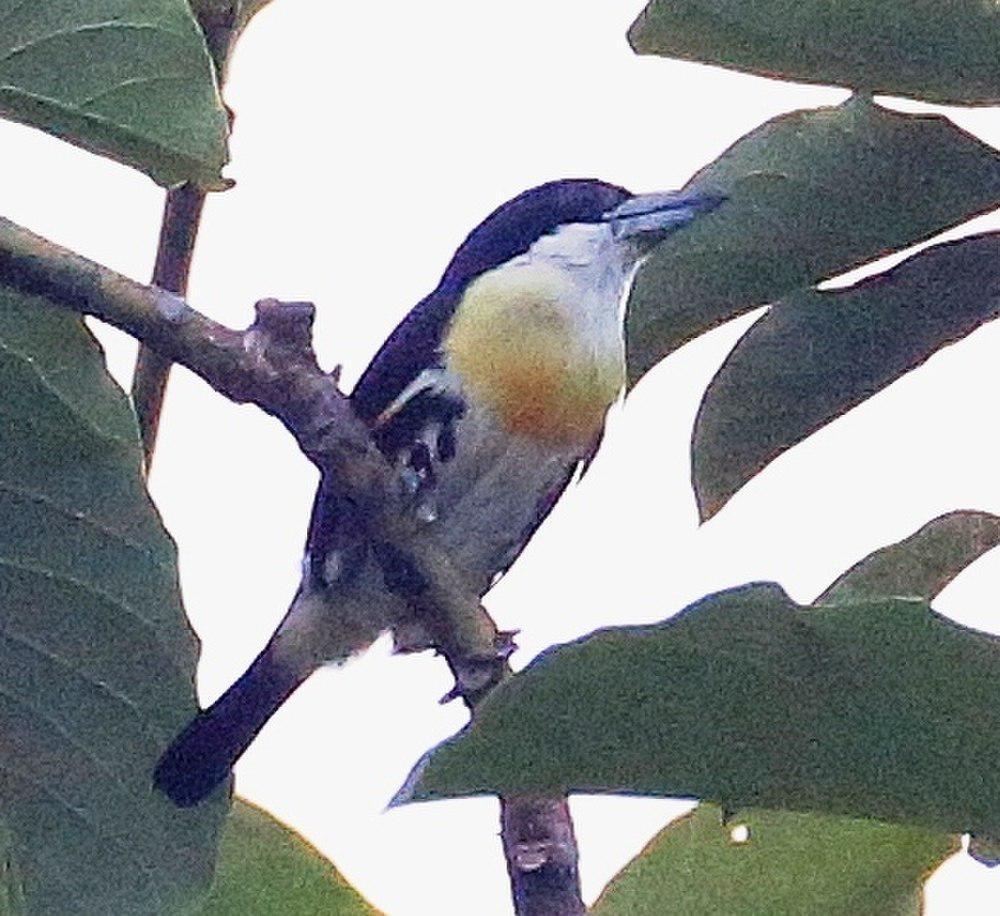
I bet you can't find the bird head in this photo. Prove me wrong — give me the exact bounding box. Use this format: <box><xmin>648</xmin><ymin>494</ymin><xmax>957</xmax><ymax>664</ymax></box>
<box><xmin>440</xmin><ymin>180</ymin><xmax>723</xmax><ymax>289</ymax></box>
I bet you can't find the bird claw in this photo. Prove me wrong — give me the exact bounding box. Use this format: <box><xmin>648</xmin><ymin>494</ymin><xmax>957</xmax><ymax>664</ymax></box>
<box><xmin>440</xmin><ymin>662</ymin><xmax>496</xmax><ymax>703</ymax></box>
<box><xmin>438</xmin><ymin>684</ymin><xmax>464</xmax><ymax>704</ymax></box>
<box><xmin>495</xmin><ymin>629</ymin><xmax>520</xmax><ymax>659</ymax></box>
<box><xmin>439</xmin><ymin>630</ymin><xmax>520</xmax><ymax>703</ymax></box>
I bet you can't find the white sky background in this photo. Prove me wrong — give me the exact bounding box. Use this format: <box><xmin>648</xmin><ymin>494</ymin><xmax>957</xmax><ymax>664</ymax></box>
<box><xmin>3</xmin><ymin>0</ymin><xmax>1000</xmax><ymax>912</ymax></box>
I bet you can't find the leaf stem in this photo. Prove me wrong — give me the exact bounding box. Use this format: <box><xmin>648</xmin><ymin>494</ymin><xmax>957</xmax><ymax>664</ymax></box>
<box><xmin>131</xmin><ymin>0</ymin><xmax>253</xmax><ymax>470</ymax></box>
<box><xmin>133</xmin><ymin>183</ymin><xmax>207</xmax><ymax>467</ymax></box>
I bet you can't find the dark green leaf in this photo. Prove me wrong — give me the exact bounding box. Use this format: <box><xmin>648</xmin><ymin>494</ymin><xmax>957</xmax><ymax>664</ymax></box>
<box><xmin>594</xmin><ymin>512</ymin><xmax>991</xmax><ymax>909</ymax></box>
<box><xmin>628</xmin><ymin>0</ymin><xmax>1000</xmax><ymax>106</ymax></box>
<box><xmin>625</xmin><ymin>98</ymin><xmax>1000</xmax><ymax>387</ymax></box>
<box><xmin>820</xmin><ymin>511</ymin><xmax>1000</xmax><ymax>875</ymax></box>
<box><xmin>397</xmin><ymin>583</ymin><xmax>1000</xmax><ymax>836</ymax></box>
<box><xmin>0</xmin><ymin>0</ymin><xmax>229</xmax><ymax>188</ymax></box>
<box><xmin>0</xmin><ymin>291</ymin><xmax>228</xmax><ymax>911</ymax></box>
<box><xmin>592</xmin><ymin>804</ymin><xmax>957</xmax><ymax>915</ymax></box>
<box><xmin>0</xmin><ymin>822</ymin><xmax>27</xmax><ymax>913</ymax></box>
<box><xmin>200</xmin><ymin>799</ymin><xmax>380</xmax><ymax>915</ymax></box>
<box><xmin>692</xmin><ymin>234</ymin><xmax>1000</xmax><ymax>520</ymax></box>
<box><xmin>819</xmin><ymin>511</ymin><xmax>1000</xmax><ymax>605</ymax></box>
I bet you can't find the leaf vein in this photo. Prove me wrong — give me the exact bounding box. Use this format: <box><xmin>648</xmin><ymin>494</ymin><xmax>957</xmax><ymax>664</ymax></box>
<box><xmin>0</xmin><ymin>480</ymin><xmax>171</xmax><ymax>572</ymax></box>
<box><xmin>0</xmin><ymin>622</ymin><xmax>167</xmax><ymax>747</ymax></box>
<box><xmin>0</xmin><ymin>557</ymin><xmax>191</xmax><ymax>680</ymax></box>
<box><xmin>0</xmin><ymin>753</ymin><xmax>163</xmax><ymax>906</ymax></box>
<box><xmin>78</xmin><ymin>73</ymin><xmax>189</xmax><ymax>108</ymax></box>
<box><xmin>0</xmin><ymin>21</ymin><xmax>189</xmax><ymax>65</ymax></box>
<box><xmin>0</xmin><ymin>84</ymin><xmax>219</xmax><ymax>176</ymax></box>
<box><xmin>0</xmin><ymin>335</ymin><xmax>135</xmax><ymax>452</ymax></box>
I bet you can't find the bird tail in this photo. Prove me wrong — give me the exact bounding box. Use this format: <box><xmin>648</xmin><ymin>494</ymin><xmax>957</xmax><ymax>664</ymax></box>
<box><xmin>153</xmin><ymin>643</ymin><xmax>305</xmax><ymax>807</ymax></box>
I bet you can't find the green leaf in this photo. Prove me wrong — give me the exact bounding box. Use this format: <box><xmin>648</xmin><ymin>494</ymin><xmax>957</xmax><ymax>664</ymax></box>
<box><xmin>691</xmin><ymin>234</ymin><xmax>1000</xmax><ymax>520</ymax></box>
<box><xmin>0</xmin><ymin>0</ymin><xmax>229</xmax><ymax>188</ymax></box>
<box><xmin>0</xmin><ymin>822</ymin><xmax>28</xmax><ymax>913</ymax></box>
<box><xmin>592</xmin><ymin>804</ymin><xmax>957</xmax><ymax>915</ymax></box>
<box><xmin>0</xmin><ymin>291</ymin><xmax>228</xmax><ymax>911</ymax></box>
<box><xmin>819</xmin><ymin>511</ymin><xmax>1000</xmax><ymax>605</ymax></box>
<box><xmin>397</xmin><ymin>583</ymin><xmax>1000</xmax><ymax>836</ymax></box>
<box><xmin>200</xmin><ymin>799</ymin><xmax>380</xmax><ymax>915</ymax></box>
<box><xmin>628</xmin><ymin>0</ymin><xmax>1000</xmax><ymax>106</ymax></box>
<box><xmin>822</xmin><ymin>510</ymin><xmax>1000</xmax><ymax>875</ymax></box>
<box><xmin>625</xmin><ymin>98</ymin><xmax>1000</xmax><ymax>387</ymax></box>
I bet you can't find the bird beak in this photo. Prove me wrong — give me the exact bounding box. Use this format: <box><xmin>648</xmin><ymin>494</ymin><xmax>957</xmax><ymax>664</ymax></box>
<box><xmin>604</xmin><ymin>190</ymin><xmax>724</xmax><ymax>243</ymax></box>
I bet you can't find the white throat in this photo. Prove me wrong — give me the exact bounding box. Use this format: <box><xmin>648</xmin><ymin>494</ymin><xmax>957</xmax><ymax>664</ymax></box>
<box><xmin>515</xmin><ymin>221</ymin><xmax>639</xmax><ymax>351</ymax></box>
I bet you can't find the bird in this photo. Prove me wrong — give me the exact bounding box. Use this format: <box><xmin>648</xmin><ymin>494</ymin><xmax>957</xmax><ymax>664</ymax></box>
<box><xmin>153</xmin><ymin>178</ymin><xmax>722</xmax><ymax>807</ymax></box>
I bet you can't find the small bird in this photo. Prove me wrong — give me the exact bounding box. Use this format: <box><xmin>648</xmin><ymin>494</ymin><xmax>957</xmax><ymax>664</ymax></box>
<box><xmin>154</xmin><ymin>179</ymin><xmax>721</xmax><ymax>806</ymax></box>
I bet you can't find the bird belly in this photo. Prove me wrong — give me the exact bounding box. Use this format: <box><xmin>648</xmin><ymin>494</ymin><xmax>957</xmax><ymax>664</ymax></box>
<box><xmin>428</xmin><ymin>413</ymin><xmax>581</xmax><ymax>593</ymax></box>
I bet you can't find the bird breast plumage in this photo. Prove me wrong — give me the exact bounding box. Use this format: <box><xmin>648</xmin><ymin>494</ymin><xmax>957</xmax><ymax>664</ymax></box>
<box><xmin>443</xmin><ymin>258</ymin><xmax>625</xmax><ymax>449</ymax></box>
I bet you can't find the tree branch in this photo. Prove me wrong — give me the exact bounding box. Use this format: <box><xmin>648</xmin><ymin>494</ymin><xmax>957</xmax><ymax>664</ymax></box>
<box><xmin>0</xmin><ymin>213</ymin><xmax>585</xmax><ymax>914</ymax></box>
<box><xmin>501</xmin><ymin>796</ymin><xmax>585</xmax><ymax>916</ymax></box>
<box><xmin>0</xmin><ymin>215</ymin><xmax>504</xmax><ymax>662</ymax></box>
<box><xmin>133</xmin><ymin>183</ymin><xmax>207</xmax><ymax>467</ymax></box>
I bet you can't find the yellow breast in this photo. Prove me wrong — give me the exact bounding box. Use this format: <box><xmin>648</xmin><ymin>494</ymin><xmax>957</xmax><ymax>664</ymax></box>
<box><xmin>444</xmin><ymin>263</ymin><xmax>623</xmax><ymax>447</ymax></box>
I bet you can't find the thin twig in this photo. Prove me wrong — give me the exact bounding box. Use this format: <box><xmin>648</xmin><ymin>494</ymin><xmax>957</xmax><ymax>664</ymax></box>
<box><xmin>133</xmin><ymin>184</ymin><xmax>207</xmax><ymax>466</ymax></box>
<box><xmin>0</xmin><ymin>214</ymin><xmax>585</xmax><ymax>914</ymax></box>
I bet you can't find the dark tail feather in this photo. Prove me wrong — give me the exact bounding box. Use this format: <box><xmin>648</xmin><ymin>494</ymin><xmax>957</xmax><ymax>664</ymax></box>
<box><xmin>154</xmin><ymin>646</ymin><xmax>306</xmax><ymax>807</ymax></box>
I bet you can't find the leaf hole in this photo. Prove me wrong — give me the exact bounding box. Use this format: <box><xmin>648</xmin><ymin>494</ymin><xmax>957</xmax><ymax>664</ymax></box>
<box><xmin>729</xmin><ymin>824</ymin><xmax>751</xmax><ymax>844</ymax></box>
